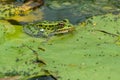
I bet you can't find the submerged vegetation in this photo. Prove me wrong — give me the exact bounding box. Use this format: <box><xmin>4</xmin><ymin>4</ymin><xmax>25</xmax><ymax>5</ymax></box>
<box><xmin>0</xmin><ymin>0</ymin><xmax>120</xmax><ymax>80</ymax></box>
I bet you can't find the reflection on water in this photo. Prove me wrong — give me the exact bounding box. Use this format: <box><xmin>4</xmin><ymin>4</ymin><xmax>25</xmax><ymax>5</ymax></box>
<box><xmin>42</xmin><ymin>6</ymin><xmax>92</xmax><ymax>24</ymax></box>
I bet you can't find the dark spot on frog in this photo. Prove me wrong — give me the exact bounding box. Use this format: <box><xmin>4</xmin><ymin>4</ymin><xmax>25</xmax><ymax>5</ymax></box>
<box><xmin>48</xmin><ymin>25</ymin><xmax>52</xmax><ymax>27</ymax></box>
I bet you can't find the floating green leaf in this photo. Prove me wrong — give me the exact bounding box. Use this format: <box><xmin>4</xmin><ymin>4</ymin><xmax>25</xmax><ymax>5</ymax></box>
<box><xmin>0</xmin><ymin>14</ymin><xmax>120</xmax><ymax>80</ymax></box>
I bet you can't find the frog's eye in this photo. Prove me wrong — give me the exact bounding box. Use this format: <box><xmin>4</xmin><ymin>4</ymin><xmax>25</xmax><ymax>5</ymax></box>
<box><xmin>57</xmin><ymin>22</ymin><xmax>65</xmax><ymax>28</ymax></box>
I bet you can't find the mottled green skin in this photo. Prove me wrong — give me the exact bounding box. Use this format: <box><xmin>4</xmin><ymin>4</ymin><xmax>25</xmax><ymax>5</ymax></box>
<box><xmin>23</xmin><ymin>19</ymin><xmax>75</xmax><ymax>38</ymax></box>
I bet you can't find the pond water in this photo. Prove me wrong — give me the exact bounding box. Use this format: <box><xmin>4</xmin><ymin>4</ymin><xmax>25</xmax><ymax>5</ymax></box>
<box><xmin>35</xmin><ymin>0</ymin><xmax>120</xmax><ymax>24</ymax></box>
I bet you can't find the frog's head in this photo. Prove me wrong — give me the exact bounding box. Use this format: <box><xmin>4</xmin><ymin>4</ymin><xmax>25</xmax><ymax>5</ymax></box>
<box><xmin>57</xmin><ymin>19</ymin><xmax>71</xmax><ymax>28</ymax></box>
<box><xmin>54</xmin><ymin>19</ymin><xmax>75</xmax><ymax>35</ymax></box>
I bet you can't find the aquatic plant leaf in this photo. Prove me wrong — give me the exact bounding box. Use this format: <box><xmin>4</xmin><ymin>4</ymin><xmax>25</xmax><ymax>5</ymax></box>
<box><xmin>0</xmin><ymin>14</ymin><xmax>120</xmax><ymax>80</ymax></box>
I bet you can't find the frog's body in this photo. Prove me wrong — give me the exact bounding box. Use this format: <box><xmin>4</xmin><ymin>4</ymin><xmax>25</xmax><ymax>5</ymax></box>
<box><xmin>23</xmin><ymin>19</ymin><xmax>75</xmax><ymax>38</ymax></box>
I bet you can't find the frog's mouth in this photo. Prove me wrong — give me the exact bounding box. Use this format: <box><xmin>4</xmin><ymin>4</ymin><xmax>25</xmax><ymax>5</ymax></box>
<box><xmin>54</xmin><ymin>27</ymin><xmax>75</xmax><ymax>35</ymax></box>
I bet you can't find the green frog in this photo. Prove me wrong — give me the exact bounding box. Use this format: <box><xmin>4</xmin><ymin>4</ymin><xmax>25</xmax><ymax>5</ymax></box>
<box><xmin>23</xmin><ymin>19</ymin><xmax>75</xmax><ymax>38</ymax></box>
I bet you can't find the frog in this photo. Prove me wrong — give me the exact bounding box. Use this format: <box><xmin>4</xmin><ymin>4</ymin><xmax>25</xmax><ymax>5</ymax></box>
<box><xmin>0</xmin><ymin>0</ymin><xmax>44</xmax><ymax>19</ymax></box>
<box><xmin>23</xmin><ymin>19</ymin><xmax>75</xmax><ymax>38</ymax></box>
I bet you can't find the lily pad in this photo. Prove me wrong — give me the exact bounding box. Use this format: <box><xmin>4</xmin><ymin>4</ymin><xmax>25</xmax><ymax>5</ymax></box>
<box><xmin>0</xmin><ymin>13</ymin><xmax>120</xmax><ymax>80</ymax></box>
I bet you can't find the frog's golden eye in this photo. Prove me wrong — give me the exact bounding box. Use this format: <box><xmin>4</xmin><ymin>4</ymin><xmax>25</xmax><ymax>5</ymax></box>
<box><xmin>57</xmin><ymin>22</ymin><xmax>65</xmax><ymax>28</ymax></box>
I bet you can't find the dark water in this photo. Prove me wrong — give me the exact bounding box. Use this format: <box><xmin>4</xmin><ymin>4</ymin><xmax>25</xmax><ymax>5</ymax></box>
<box><xmin>40</xmin><ymin>0</ymin><xmax>120</xmax><ymax>24</ymax></box>
<box><xmin>42</xmin><ymin>6</ymin><xmax>92</xmax><ymax>24</ymax></box>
